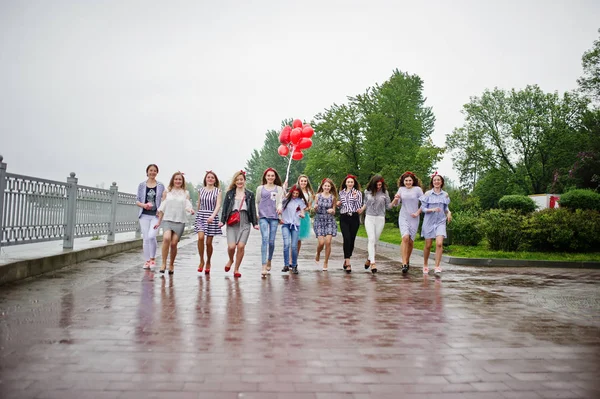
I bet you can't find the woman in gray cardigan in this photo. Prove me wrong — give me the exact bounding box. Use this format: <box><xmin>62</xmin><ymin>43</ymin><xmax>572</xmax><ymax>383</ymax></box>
<box><xmin>135</xmin><ymin>164</ymin><xmax>165</xmax><ymax>270</ymax></box>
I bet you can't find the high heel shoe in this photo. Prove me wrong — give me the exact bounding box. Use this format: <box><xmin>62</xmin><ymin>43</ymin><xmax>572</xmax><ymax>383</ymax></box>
<box><xmin>168</xmin><ymin>270</ymin><xmax>174</xmax><ymax>275</ymax></box>
<box><xmin>159</xmin><ymin>267</ymin><xmax>166</xmax><ymax>274</ymax></box>
<box><xmin>345</xmin><ymin>265</ymin><xmax>352</xmax><ymax>274</ymax></box>
<box><xmin>234</xmin><ymin>272</ymin><xmax>242</xmax><ymax>278</ymax></box>
<box><xmin>364</xmin><ymin>260</ymin><xmax>370</xmax><ymax>270</ymax></box>
<box><xmin>371</xmin><ymin>265</ymin><xmax>377</xmax><ymax>274</ymax></box>
<box><xmin>204</xmin><ymin>269</ymin><xmax>210</xmax><ymax>275</ymax></box>
<box><xmin>343</xmin><ymin>262</ymin><xmax>347</xmax><ymax>270</ymax></box>
<box><xmin>197</xmin><ymin>262</ymin><xmax>204</xmax><ymax>273</ymax></box>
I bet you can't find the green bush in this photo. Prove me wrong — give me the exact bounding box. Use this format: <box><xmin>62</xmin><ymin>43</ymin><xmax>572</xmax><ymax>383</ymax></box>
<box><xmin>559</xmin><ymin>189</ymin><xmax>600</xmax><ymax>211</ymax></box>
<box><xmin>498</xmin><ymin>195</ymin><xmax>537</xmax><ymax>214</ymax></box>
<box><xmin>522</xmin><ymin>208</ymin><xmax>600</xmax><ymax>252</ymax></box>
<box><xmin>450</xmin><ymin>211</ymin><xmax>483</xmax><ymax>246</ymax></box>
<box><xmin>481</xmin><ymin>209</ymin><xmax>524</xmax><ymax>251</ymax></box>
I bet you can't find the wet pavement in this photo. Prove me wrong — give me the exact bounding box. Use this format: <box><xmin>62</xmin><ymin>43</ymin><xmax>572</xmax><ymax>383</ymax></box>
<box><xmin>1</xmin><ymin>231</ymin><xmax>599</xmax><ymax>399</ymax></box>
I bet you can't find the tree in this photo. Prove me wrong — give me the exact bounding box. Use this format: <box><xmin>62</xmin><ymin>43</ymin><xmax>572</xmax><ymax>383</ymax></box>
<box><xmin>577</xmin><ymin>28</ymin><xmax>600</xmax><ymax>102</ymax></box>
<box><xmin>446</xmin><ymin>86</ymin><xmax>589</xmax><ymax>194</ymax></box>
<box><xmin>306</xmin><ymin>103</ymin><xmax>365</xmax><ymax>184</ymax></box>
<box><xmin>307</xmin><ymin>69</ymin><xmax>443</xmax><ymax>188</ymax></box>
<box><xmin>354</xmin><ymin>70</ymin><xmax>442</xmax><ymax>182</ymax></box>
<box><xmin>244</xmin><ymin>70</ymin><xmax>443</xmax><ymax>195</ymax></box>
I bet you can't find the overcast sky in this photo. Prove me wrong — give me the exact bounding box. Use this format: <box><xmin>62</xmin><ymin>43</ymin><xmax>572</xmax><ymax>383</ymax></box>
<box><xmin>1</xmin><ymin>0</ymin><xmax>599</xmax><ymax>193</ymax></box>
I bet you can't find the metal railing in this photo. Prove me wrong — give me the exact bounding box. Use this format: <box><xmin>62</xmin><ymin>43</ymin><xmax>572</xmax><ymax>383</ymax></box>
<box><xmin>0</xmin><ymin>155</ymin><xmax>141</xmax><ymax>249</ymax></box>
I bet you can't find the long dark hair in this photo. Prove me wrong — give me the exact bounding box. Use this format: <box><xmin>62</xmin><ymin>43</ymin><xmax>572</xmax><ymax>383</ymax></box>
<box><xmin>262</xmin><ymin>168</ymin><xmax>283</xmax><ymax>186</ymax></box>
<box><xmin>339</xmin><ymin>174</ymin><xmax>361</xmax><ymax>192</ymax></box>
<box><xmin>366</xmin><ymin>174</ymin><xmax>387</xmax><ymax>195</ymax></box>
<box><xmin>203</xmin><ymin>170</ymin><xmax>220</xmax><ymax>188</ymax></box>
<box><xmin>282</xmin><ymin>185</ymin><xmax>308</xmax><ymax>211</ymax></box>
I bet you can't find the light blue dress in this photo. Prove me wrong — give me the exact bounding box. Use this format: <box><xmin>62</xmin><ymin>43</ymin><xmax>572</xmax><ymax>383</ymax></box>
<box><xmin>419</xmin><ymin>189</ymin><xmax>450</xmax><ymax>239</ymax></box>
<box><xmin>298</xmin><ymin>191</ymin><xmax>312</xmax><ymax>240</ymax></box>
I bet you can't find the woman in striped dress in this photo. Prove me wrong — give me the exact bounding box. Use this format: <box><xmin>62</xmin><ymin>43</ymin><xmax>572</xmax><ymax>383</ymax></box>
<box><xmin>420</xmin><ymin>172</ymin><xmax>452</xmax><ymax>275</ymax></box>
<box><xmin>194</xmin><ymin>171</ymin><xmax>222</xmax><ymax>274</ymax></box>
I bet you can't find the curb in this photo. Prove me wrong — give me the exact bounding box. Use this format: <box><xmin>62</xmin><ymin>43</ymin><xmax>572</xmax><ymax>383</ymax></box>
<box><xmin>0</xmin><ymin>230</ymin><xmax>195</xmax><ymax>286</ymax></box>
<box><xmin>0</xmin><ymin>238</ymin><xmax>145</xmax><ymax>286</ymax></box>
<box><xmin>346</xmin><ymin>236</ymin><xmax>600</xmax><ymax>269</ymax></box>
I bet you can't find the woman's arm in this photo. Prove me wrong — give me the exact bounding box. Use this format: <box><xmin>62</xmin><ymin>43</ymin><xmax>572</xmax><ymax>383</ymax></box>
<box><xmin>255</xmin><ymin>186</ymin><xmax>262</xmax><ymax>218</ymax></box>
<box><xmin>248</xmin><ymin>191</ymin><xmax>259</xmax><ymax>229</ymax></box>
<box><xmin>153</xmin><ymin>210</ymin><xmax>163</xmax><ymax>229</ymax></box>
<box><xmin>208</xmin><ymin>190</ymin><xmax>222</xmax><ymax>224</ymax></box>
<box><xmin>185</xmin><ymin>192</ymin><xmax>194</xmax><ymax>214</ymax></box>
<box><xmin>385</xmin><ymin>192</ymin><xmax>393</xmax><ymax>210</ymax></box>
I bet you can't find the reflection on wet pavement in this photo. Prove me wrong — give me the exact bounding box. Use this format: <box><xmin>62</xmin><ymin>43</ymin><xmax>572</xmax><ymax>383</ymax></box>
<box><xmin>0</xmin><ymin>232</ymin><xmax>599</xmax><ymax>398</ymax></box>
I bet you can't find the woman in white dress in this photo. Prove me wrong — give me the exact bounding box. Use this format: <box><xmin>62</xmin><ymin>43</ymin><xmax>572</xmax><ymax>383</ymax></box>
<box><xmin>154</xmin><ymin>172</ymin><xmax>194</xmax><ymax>275</ymax></box>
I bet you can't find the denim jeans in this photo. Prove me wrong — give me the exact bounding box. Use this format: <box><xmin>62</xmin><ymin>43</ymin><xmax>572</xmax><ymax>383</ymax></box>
<box><xmin>259</xmin><ymin>217</ymin><xmax>279</xmax><ymax>265</ymax></box>
<box><xmin>281</xmin><ymin>224</ymin><xmax>299</xmax><ymax>266</ymax></box>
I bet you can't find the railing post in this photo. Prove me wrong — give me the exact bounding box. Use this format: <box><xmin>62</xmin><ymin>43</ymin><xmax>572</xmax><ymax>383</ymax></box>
<box><xmin>108</xmin><ymin>182</ymin><xmax>118</xmax><ymax>243</ymax></box>
<box><xmin>0</xmin><ymin>155</ymin><xmax>6</xmax><ymax>250</ymax></box>
<box><xmin>63</xmin><ymin>172</ymin><xmax>78</xmax><ymax>249</ymax></box>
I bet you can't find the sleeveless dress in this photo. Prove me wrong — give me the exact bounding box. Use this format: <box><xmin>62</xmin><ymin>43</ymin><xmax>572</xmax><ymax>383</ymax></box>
<box><xmin>313</xmin><ymin>194</ymin><xmax>337</xmax><ymax>237</ymax></box>
<box><xmin>194</xmin><ymin>187</ymin><xmax>222</xmax><ymax>236</ymax></box>
<box><xmin>298</xmin><ymin>191</ymin><xmax>312</xmax><ymax>240</ymax></box>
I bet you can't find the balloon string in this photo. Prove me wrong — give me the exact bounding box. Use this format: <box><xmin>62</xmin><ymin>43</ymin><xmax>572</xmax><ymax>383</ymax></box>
<box><xmin>285</xmin><ymin>145</ymin><xmax>294</xmax><ymax>184</ymax></box>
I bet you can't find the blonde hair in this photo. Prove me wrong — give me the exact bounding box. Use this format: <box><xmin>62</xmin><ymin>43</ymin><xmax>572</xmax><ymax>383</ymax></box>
<box><xmin>296</xmin><ymin>174</ymin><xmax>315</xmax><ymax>197</ymax></box>
<box><xmin>227</xmin><ymin>171</ymin><xmax>246</xmax><ymax>191</ymax></box>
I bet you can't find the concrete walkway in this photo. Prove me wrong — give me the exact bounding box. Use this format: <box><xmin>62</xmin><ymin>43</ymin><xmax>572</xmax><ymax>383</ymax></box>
<box><xmin>1</xmin><ymin>230</ymin><xmax>599</xmax><ymax>399</ymax></box>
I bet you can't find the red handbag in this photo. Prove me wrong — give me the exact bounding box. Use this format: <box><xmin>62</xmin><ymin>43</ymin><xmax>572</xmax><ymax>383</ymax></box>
<box><xmin>227</xmin><ymin>193</ymin><xmax>245</xmax><ymax>226</ymax></box>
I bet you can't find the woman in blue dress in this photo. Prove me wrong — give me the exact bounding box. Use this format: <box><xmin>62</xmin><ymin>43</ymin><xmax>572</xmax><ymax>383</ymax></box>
<box><xmin>312</xmin><ymin>178</ymin><xmax>337</xmax><ymax>271</ymax></box>
<box><xmin>419</xmin><ymin>173</ymin><xmax>452</xmax><ymax>275</ymax></box>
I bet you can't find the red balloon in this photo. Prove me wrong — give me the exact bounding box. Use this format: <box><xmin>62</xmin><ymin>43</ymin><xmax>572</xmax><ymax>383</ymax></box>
<box><xmin>296</xmin><ymin>138</ymin><xmax>313</xmax><ymax>150</ymax></box>
<box><xmin>292</xmin><ymin>151</ymin><xmax>304</xmax><ymax>160</ymax></box>
<box><xmin>301</xmin><ymin>125</ymin><xmax>314</xmax><ymax>138</ymax></box>
<box><xmin>292</xmin><ymin>119</ymin><xmax>303</xmax><ymax>129</ymax></box>
<box><xmin>290</xmin><ymin>127</ymin><xmax>303</xmax><ymax>144</ymax></box>
<box><xmin>277</xmin><ymin>144</ymin><xmax>290</xmax><ymax>157</ymax></box>
<box><xmin>279</xmin><ymin>126</ymin><xmax>291</xmax><ymax>145</ymax></box>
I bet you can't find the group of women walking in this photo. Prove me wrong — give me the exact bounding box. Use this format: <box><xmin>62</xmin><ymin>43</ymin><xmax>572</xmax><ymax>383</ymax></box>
<box><xmin>136</xmin><ymin>165</ymin><xmax>451</xmax><ymax>278</ymax></box>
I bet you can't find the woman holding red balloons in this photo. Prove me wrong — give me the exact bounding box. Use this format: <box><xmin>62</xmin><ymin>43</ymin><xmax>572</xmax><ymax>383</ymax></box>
<box><xmin>277</xmin><ymin>119</ymin><xmax>315</xmax><ymax>174</ymax></box>
<box><xmin>219</xmin><ymin>170</ymin><xmax>258</xmax><ymax>278</ymax></box>
<box><xmin>313</xmin><ymin>178</ymin><xmax>338</xmax><ymax>271</ymax></box>
<box><xmin>256</xmin><ymin>168</ymin><xmax>285</xmax><ymax>277</ymax></box>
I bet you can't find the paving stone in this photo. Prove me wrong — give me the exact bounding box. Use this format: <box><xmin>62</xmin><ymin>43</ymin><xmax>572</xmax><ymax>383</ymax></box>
<box><xmin>0</xmin><ymin>233</ymin><xmax>598</xmax><ymax>397</ymax></box>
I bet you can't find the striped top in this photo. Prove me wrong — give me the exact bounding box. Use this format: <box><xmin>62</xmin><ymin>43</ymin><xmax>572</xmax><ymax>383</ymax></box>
<box><xmin>198</xmin><ymin>187</ymin><xmax>220</xmax><ymax>212</ymax></box>
<box><xmin>339</xmin><ymin>188</ymin><xmax>363</xmax><ymax>214</ymax></box>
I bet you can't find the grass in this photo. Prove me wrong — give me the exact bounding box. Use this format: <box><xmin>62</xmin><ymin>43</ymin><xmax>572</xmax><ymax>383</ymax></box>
<box><xmin>356</xmin><ymin>223</ymin><xmax>600</xmax><ymax>262</ymax></box>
